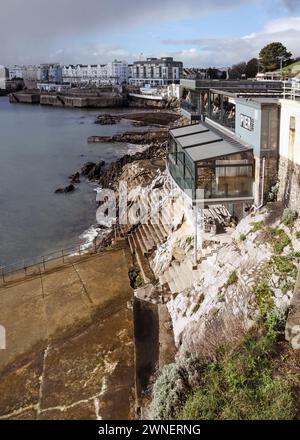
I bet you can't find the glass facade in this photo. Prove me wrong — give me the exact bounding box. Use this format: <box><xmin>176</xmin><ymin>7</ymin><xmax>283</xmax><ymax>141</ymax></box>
<box><xmin>167</xmin><ymin>137</ymin><xmax>254</xmax><ymax>200</ymax></box>
<box><xmin>209</xmin><ymin>91</ymin><xmax>236</xmax><ymax>131</ymax></box>
<box><xmin>197</xmin><ymin>153</ymin><xmax>254</xmax><ymax>199</ymax></box>
<box><xmin>167</xmin><ymin>138</ymin><xmax>196</xmax><ymax>194</ymax></box>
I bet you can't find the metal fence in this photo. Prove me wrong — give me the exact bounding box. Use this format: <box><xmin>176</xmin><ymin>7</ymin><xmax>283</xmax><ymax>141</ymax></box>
<box><xmin>283</xmin><ymin>81</ymin><xmax>300</xmax><ymax>101</ymax></box>
<box><xmin>0</xmin><ymin>241</ymin><xmax>100</xmax><ymax>285</ymax></box>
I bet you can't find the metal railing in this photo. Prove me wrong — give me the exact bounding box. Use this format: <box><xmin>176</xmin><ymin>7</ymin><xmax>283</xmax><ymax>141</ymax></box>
<box><xmin>283</xmin><ymin>81</ymin><xmax>300</xmax><ymax>101</ymax></box>
<box><xmin>0</xmin><ymin>239</ymin><xmax>103</xmax><ymax>285</ymax></box>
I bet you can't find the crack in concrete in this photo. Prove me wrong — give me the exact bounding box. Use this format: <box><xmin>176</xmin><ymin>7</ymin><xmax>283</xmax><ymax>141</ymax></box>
<box><xmin>37</xmin><ymin>344</ymin><xmax>50</xmax><ymax>415</ymax></box>
<box><xmin>72</xmin><ymin>263</ymin><xmax>94</xmax><ymax>305</ymax></box>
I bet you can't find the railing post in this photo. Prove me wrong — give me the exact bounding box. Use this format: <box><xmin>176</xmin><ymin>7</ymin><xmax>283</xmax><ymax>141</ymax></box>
<box><xmin>62</xmin><ymin>249</ymin><xmax>65</xmax><ymax>263</ymax></box>
<box><xmin>0</xmin><ymin>267</ymin><xmax>4</xmax><ymax>285</ymax></box>
<box><xmin>79</xmin><ymin>244</ymin><xmax>81</xmax><ymax>256</ymax></box>
<box><xmin>42</xmin><ymin>256</ymin><xmax>46</xmax><ymax>271</ymax></box>
<box><xmin>23</xmin><ymin>259</ymin><xmax>27</xmax><ymax>275</ymax></box>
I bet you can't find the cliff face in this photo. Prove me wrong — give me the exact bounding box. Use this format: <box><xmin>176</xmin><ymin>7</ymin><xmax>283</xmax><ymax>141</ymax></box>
<box><xmin>144</xmin><ymin>174</ymin><xmax>300</xmax><ymax>357</ymax></box>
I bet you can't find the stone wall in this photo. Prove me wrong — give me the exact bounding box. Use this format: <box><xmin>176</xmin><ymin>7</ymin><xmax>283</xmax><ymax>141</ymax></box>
<box><xmin>278</xmin><ymin>156</ymin><xmax>300</xmax><ymax>208</ymax></box>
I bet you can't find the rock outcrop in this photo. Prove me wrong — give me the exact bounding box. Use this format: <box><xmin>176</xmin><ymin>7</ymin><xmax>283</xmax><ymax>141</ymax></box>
<box><xmin>81</xmin><ymin>161</ymin><xmax>105</xmax><ymax>180</ymax></box>
<box><xmin>55</xmin><ymin>184</ymin><xmax>76</xmax><ymax>194</ymax></box>
<box><xmin>88</xmin><ymin>130</ymin><xmax>168</xmax><ymax>145</ymax></box>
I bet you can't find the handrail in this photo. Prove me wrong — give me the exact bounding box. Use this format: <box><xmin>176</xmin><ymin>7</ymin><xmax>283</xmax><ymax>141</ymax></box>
<box><xmin>0</xmin><ymin>239</ymin><xmax>103</xmax><ymax>284</ymax></box>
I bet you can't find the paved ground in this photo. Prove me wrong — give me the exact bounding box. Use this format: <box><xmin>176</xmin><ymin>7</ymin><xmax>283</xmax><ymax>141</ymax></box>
<box><xmin>0</xmin><ymin>247</ymin><xmax>134</xmax><ymax>420</ymax></box>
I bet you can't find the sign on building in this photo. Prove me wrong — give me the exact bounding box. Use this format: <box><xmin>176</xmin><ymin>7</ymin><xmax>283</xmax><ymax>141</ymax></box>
<box><xmin>240</xmin><ymin>114</ymin><xmax>254</xmax><ymax>131</ymax></box>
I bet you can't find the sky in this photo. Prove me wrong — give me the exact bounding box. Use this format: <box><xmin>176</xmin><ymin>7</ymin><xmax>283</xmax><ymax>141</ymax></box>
<box><xmin>0</xmin><ymin>0</ymin><xmax>299</xmax><ymax>67</ymax></box>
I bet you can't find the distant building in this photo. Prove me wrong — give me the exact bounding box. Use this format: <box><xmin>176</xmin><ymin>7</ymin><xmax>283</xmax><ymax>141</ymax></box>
<box><xmin>256</xmin><ymin>72</ymin><xmax>282</xmax><ymax>81</ymax></box>
<box><xmin>37</xmin><ymin>82</ymin><xmax>71</xmax><ymax>92</ymax></box>
<box><xmin>62</xmin><ymin>61</ymin><xmax>128</xmax><ymax>86</ymax></box>
<box><xmin>36</xmin><ymin>63</ymin><xmax>63</xmax><ymax>83</ymax></box>
<box><xmin>9</xmin><ymin>65</ymin><xmax>24</xmax><ymax>80</ymax></box>
<box><xmin>0</xmin><ymin>65</ymin><xmax>9</xmax><ymax>89</ymax></box>
<box><xmin>129</xmin><ymin>57</ymin><xmax>183</xmax><ymax>87</ymax></box>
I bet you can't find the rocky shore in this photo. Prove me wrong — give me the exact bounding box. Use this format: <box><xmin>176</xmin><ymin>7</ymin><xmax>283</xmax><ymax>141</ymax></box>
<box><xmin>95</xmin><ymin>112</ymin><xmax>181</xmax><ymax>127</ymax></box>
<box><xmin>88</xmin><ymin>130</ymin><xmax>168</xmax><ymax>145</ymax></box>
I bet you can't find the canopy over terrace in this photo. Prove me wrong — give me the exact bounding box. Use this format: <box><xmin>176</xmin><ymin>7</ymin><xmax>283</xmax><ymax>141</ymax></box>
<box><xmin>168</xmin><ymin>122</ymin><xmax>255</xmax><ymax>202</ymax></box>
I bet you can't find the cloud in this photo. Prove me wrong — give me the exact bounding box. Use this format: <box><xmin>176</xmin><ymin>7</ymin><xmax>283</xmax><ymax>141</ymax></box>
<box><xmin>281</xmin><ymin>0</ymin><xmax>300</xmax><ymax>12</ymax></box>
<box><xmin>0</xmin><ymin>0</ymin><xmax>253</xmax><ymax>65</ymax></box>
<box><xmin>162</xmin><ymin>17</ymin><xmax>300</xmax><ymax>67</ymax></box>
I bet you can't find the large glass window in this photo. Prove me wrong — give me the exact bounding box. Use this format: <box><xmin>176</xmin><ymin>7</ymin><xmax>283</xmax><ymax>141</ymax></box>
<box><xmin>167</xmin><ymin>139</ymin><xmax>196</xmax><ymax>193</ymax></box>
<box><xmin>197</xmin><ymin>153</ymin><xmax>254</xmax><ymax>199</ymax></box>
<box><xmin>208</xmin><ymin>92</ymin><xmax>236</xmax><ymax>131</ymax></box>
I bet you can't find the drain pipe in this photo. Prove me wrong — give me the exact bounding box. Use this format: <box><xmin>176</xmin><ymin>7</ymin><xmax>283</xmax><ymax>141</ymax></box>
<box><xmin>253</xmin><ymin>156</ymin><xmax>266</xmax><ymax>211</ymax></box>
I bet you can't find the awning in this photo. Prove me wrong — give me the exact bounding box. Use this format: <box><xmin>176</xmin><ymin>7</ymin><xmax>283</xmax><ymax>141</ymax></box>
<box><xmin>169</xmin><ymin>122</ymin><xmax>252</xmax><ymax>163</ymax></box>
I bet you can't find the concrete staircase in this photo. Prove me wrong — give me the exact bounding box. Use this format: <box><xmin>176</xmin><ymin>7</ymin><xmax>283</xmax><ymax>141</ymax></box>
<box><xmin>159</xmin><ymin>243</ymin><xmax>222</xmax><ymax>295</ymax></box>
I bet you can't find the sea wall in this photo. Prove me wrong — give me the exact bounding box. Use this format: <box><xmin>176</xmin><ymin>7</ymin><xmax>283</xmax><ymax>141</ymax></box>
<box><xmin>278</xmin><ymin>156</ymin><xmax>300</xmax><ymax>208</ymax></box>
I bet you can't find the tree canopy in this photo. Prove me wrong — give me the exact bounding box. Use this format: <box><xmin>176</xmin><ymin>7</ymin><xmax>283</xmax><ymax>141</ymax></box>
<box><xmin>259</xmin><ymin>42</ymin><xmax>292</xmax><ymax>72</ymax></box>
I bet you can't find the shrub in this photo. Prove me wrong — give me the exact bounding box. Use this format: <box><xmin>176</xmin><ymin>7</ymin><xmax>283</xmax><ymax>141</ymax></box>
<box><xmin>272</xmin><ymin>256</ymin><xmax>298</xmax><ymax>279</ymax></box>
<box><xmin>296</xmin><ymin>231</ymin><xmax>300</xmax><ymax>239</ymax></box>
<box><xmin>225</xmin><ymin>271</ymin><xmax>238</xmax><ymax>288</ymax></box>
<box><xmin>251</xmin><ymin>221</ymin><xmax>264</xmax><ymax>233</ymax></box>
<box><xmin>239</xmin><ymin>233</ymin><xmax>246</xmax><ymax>241</ymax></box>
<box><xmin>128</xmin><ymin>269</ymin><xmax>144</xmax><ymax>289</ymax></box>
<box><xmin>254</xmin><ymin>281</ymin><xmax>274</xmax><ymax>318</ymax></box>
<box><xmin>268</xmin><ymin>228</ymin><xmax>291</xmax><ymax>254</ymax></box>
<box><xmin>149</xmin><ymin>354</ymin><xmax>204</xmax><ymax>420</ymax></box>
<box><xmin>178</xmin><ymin>332</ymin><xmax>295</xmax><ymax>420</ymax></box>
<box><xmin>281</xmin><ymin>208</ymin><xmax>298</xmax><ymax>226</ymax></box>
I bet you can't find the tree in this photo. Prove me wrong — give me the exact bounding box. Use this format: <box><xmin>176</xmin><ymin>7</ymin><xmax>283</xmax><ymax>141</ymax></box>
<box><xmin>245</xmin><ymin>58</ymin><xmax>258</xmax><ymax>78</ymax></box>
<box><xmin>259</xmin><ymin>42</ymin><xmax>292</xmax><ymax>72</ymax></box>
<box><xmin>228</xmin><ymin>62</ymin><xmax>247</xmax><ymax>80</ymax></box>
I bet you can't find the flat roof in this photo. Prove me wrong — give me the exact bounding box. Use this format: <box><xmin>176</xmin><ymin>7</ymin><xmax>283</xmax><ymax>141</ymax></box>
<box><xmin>170</xmin><ymin>122</ymin><xmax>252</xmax><ymax>163</ymax></box>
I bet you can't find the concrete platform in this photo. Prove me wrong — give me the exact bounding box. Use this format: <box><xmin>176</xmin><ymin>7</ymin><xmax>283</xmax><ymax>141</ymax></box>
<box><xmin>0</xmin><ymin>248</ymin><xmax>134</xmax><ymax>420</ymax></box>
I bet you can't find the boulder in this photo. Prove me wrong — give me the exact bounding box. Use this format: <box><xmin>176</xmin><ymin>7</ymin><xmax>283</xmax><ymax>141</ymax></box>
<box><xmin>55</xmin><ymin>184</ymin><xmax>76</xmax><ymax>194</ymax></box>
<box><xmin>81</xmin><ymin>160</ymin><xmax>105</xmax><ymax>180</ymax></box>
<box><xmin>69</xmin><ymin>172</ymin><xmax>81</xmax><ymax>184</ymax></box>
<box><xmin>95</xmin><ymin>114</ymin><xmax>121</xmax><ymax>125</ymax></box>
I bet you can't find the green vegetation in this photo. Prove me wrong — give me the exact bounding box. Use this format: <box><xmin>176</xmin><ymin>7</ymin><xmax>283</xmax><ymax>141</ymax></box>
<box><xmin>251</xmin><ymin>221</ymin><xmax>264</xmax><ymax>233</ymax></box>
<box><xmin>296</xmin><ymin>231</ymin><xmax>300</xmax><ymax>239</ymax></box>
<box><xmin>192</xmin><ymin>297</ymin><xmax>204</xmax><ymax>315</ymax></box>
<box><xmin>280</xmin><ymin>59</ymin><xmax>300</xmax><ymax>73</ymax></box>
<box><xmin>149</xmin><ymin>355</ymin><xmax>204</xmax><ymax>420</ymax></box>
<box><xmin>267</xmin><ymin>228</ymin><xmax>291</xmax><ymax>254</ymax></box>
<box><xmin>128</xmin><ymin>268</ymin><xmax>144</xmax><ymax>289</ymax></box>
<box><xmin>254</xmin><ymin>281</ymin><xmax>274</xmax><ymax>317</ymax></box>
<box><xmin>178</xmin><ymin>332</ymin><xmax>295</xmax><ymax>420</ymax></box>
<box><xmin>150</xmin><ymin>319</ymin><xmax>296</xmax><ymax>420</ymax></box>
<box><xmin>239</xmin><ymin>233</ymin><xmax>246</xmax><ymax>241</ymax></box>
<box><xmin>281</xmin><ymin>208</ymin><xmax>298</xmax><ymax>227</ymax></box>
<box><xmin>225</xmin><ymin>271</ymin><xmax>238</xmax><ymax>288</ymax></box>
<box><xmin>259</xmin><ymin>42</ymin><xmax>292</xmax><ymax>72</ymax></box>
<box><xmin>185</xmin><ymin>236</ymin><xmax>193</xmax><ymax>246</ymax></box>
<box><xmin>272</xmin><ymin>256</ymin><xmax>298</xmax><ymax>279</ymax></box>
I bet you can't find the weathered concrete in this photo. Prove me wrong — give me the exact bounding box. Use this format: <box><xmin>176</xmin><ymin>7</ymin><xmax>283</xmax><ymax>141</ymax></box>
<box><xmin>278</xmin><ymin>156</ymin><xmax>300</xmax><ymax>208</ymax></box>
<box><xmin>0</xmin><ymin>248</ymin><xmax>135</xmax><ymax>420</ymax></box>
<box><xmin>286</xmin><ymin>269</ymin><xmax>300</xmax><ymax>349</ymax></box>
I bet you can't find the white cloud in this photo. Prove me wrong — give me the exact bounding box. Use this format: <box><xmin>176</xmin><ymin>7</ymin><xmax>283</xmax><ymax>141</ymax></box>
<box><xmin>0</xmin><ymin>0</ymin><xmax>254</xmax><ymax>65</ymax></box>
<box><xmin>162</xmin><ymin>16</ymin><xmax>300</xmax><ymax>67</ymax></box>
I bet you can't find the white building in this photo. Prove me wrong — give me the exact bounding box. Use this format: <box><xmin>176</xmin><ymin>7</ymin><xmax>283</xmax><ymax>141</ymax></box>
<box><xmin>62</xmin><ymin>61</ymin><xmax>128</xmax><ymax>86</ymax></box>
<box><xmin>9</xmin><ymin>65</ymin><xmax>24</xmax><ymax>80</ymax></box>
<box><xmin>0</xmin><ymin>65</ymin><xmax>9</xmax><ymax>89</ymax></box>
<box><xmin>278</xmin><ymin>85</ymin><xmax>300</xmax><ymax>208</ymax></box>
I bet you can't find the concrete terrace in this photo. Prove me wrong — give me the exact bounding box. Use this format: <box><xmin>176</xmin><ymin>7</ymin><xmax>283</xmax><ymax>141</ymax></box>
<box><xmin>0</xmin><ymin>246</ymin><xmax>134</xmax><ymax>420</ymax></box>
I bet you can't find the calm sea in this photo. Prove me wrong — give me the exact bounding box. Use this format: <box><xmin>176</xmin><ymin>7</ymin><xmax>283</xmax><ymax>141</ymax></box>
<box><xmin>0</xmin><ymin>97</ymin><xmax>143</xmax><ymax>268</ymax></box>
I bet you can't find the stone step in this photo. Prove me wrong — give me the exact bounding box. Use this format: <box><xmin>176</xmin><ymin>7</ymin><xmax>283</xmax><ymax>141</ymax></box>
<box><xmin>143</xmin><ymin>223</ymin><xmax>164</xmax><ymax>246</ymax></box>
<box><xmin>128</xmin><ymin>235</ymin><xmax>135</xmax><ymax>255</ymax></box>
<box><xmin>136</xmin><ymin>227</ymin><xmax>155</xmax><ymax>255</ymax></box>
<box><xmin>133</xmin><ymin>229</ymin><xmax>148</xmax><ymax>256</ymax></box>
<box><xmin>140</xmin><ymin>224</ymin><xmax>158</xmax><ymax>250</ymax></box>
